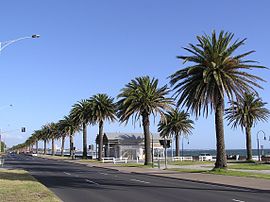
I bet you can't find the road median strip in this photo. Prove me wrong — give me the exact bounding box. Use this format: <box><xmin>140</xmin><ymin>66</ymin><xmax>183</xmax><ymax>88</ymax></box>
<box><xmin>0</xmin><ymin>168</ymin><xmax>61</xmax><ymax>202</ymax></box>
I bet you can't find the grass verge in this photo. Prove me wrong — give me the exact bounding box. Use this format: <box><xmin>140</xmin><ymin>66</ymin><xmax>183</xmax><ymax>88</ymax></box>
<box><xmin>207</xmin><ymin>169</ymin><xmax>270</xmax><ymax>180</ymax></box>
<box><xmin>0</xmin><ymin>169</ymin><xmax>60</xmax><ymax>202</ymax></box>
<box><xmin>228</xmin><ymin>163</ymin><xmax>270</xmax><ymax>170</ymax></box>
<box><xmin>38</xmin><ymin>154</ymin><xmax>71</xmax><ymax>160</ymax></box>
<box><xmin>113</xmin><ymin>163</ymin><xmax>153</xmax><ymax>168</ymax></box>
<box><xmin>168</xmin><ymin>168</ymin><xmax>270</xmax><ymax>180</ymax></box>
<box><xmin>169</xmin><ymin>161</ymin><xmax>214</xmax><ymax>166</ymax></box>
<box><xmin>78</xmin><ymin>159</ymin><xmax>99</xmax><ymax>163</ymax></box>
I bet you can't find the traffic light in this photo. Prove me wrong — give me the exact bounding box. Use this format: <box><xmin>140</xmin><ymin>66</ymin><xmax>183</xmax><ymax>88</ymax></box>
<box><xmin>21</xmin><ymin>127</ymin><xmax>26</xmax><ymax>132</ymax></box>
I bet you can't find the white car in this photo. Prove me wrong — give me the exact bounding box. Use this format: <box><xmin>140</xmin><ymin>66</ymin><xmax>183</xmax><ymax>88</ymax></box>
<box><xmin>32</xmin><ymin>153</ymin><xmax>38</xmax><ymax>157</ymax></box>
<box><xmin>199</xmin><ymin>153</ymin><xmax>213</xmax><ymax>161</ymax></box>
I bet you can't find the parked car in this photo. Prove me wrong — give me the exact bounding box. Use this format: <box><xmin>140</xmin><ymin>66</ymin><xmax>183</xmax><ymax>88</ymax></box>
<box><xmin>199</xmin><ymin>153</ymin><xmax>213</xmax><ymax>161</ymax></box>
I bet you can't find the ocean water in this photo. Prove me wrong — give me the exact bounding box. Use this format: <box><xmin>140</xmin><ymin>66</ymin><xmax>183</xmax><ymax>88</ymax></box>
<box><xmin>167</xmin><ymin>149</ymin><xmax>270</xmax><ymax>157</ymax></box>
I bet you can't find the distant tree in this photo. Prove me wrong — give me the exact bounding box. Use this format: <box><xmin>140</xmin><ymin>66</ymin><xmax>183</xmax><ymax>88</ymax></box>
<box><xmin>170</xmin><ymin>30</ymin><xmax>267</xmax><ymax>169</ymax></box>
<box><xmin>40</xmin><ymin>125</ymin><xmax>50</xmax><ymax>155</ymax></box>
<box><xmin>46</xmin><ymin>122</ymin><xmax>58</xmax><ymax>156</ymax></box>
<box><xmin>117</xmin><ymin>76</ymin><xmax>173</xmax><ymax>165</ymax></box>
<box><xmin>225</xmin><ymin>93</ymin><xmax>270</xmax><ymax>161</ymax></box>
<box><xmin>158</xmin><ymin>109</ymin><xmax>194</xmax><ymax>156</ymax></box>
<box><xmin>0</xmin><ymin>141</ymin><xmax>6</xmax><ymax>153</ymax></box>
<box><xmin>89</xmin><ymin>94</ymin><xmax>116</xmax><ymax>161</ymax></box>
<box><xmin>59</xmin><ymin>115</ymin><xmax>80</xmax><ymax>157</ymax></box>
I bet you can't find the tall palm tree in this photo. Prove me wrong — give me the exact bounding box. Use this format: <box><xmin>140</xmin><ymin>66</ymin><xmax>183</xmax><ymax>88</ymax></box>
<box><xmin>70</xmin><ymin>99</ymin><xmax>93</xmax><ymax>159</ymax></box>
<box><xmin>89</xmin><ymin>93</ymin><xmax>117</xmax><ymax>161</ymax></box>
<box><xmin>225</xmin><ymin>93</ymin><xmax>269</xmax><ymax>161</ymax></box>
<box><xmin>158</xmin><ymin>108</ymin><xmax>194</xmax><ymax>156</ymax></box>
<box><xmin>117</xmin><ymin>76</ymin><xmax>173</xmax><ymax>165</ymax></box>
<box><xmin>170</xmin><ymin>31</ymin><xmax>266</xmax><ymax>169</ymax></box>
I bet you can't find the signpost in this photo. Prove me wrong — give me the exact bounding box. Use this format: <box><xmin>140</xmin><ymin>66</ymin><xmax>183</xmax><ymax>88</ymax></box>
<box><xmin>159</xmin><ymin>138</ymin><xmax>171</xmax><ymax>169</ymax></box>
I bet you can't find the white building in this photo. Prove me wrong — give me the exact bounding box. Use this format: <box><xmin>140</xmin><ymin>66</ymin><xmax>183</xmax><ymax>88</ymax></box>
<box><xmin>96</xmin><ymin>132</ymin><xmax>165</xmax><ymax>160</ymax></box>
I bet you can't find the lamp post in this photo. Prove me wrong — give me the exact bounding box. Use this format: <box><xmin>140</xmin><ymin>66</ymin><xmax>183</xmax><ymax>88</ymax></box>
<box><xmin>181</xmin><ymin>137</ymin><xmax>190</xmax><ymax>159</ymax></box>
<box><xmin>256</xmin><ymin>130</ymin><xmax>266</xmax><ymax>161</ymax></box>
<box><xmin>151</xmin><ymin>133</ymin><xmax>154</xmax><ymax>168</ymax></box>
<box><xmin>0</xmin><ymin>34</ymin><xmax>40</xmax><ymax>53</ymax></box>
<box><xmin>0</xmin><ymin>104</ymin><xmax>13</xmax><ymax>154</ymax></box>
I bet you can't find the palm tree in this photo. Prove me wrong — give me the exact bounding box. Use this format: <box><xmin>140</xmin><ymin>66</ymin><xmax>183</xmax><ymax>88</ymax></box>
<box><xmin>158</xmin><ymin>108</ymin><xmax>194</xmax><ymax>156</ymax></box>
<box><xmin>54</xmin><ymin>121</ymin><xmax>66</xmax><ymax>157</ymax></box>
<box><xmin>59</xmin><ymin>115</ymin><xmax>80</xmax><ymax>157</ymax></box>
<box><xmin>40</xmin><ymin>125</ymin><xmax>50</xmax><ymax>155</ymax></box>
<box><xmin>117</xmin><ymin>76</ymin><xmax>173</xmax><ymax>165</ymax></box>
<box><xmin>31</xmin><ymin>130</ymin><xmax>41</xmax><ymax>154</ymax></box>
<box><xmin>170</xmin><ymin>31</ymin><xmax>266</xmax><ymax>169</ymax></box>
<box><xmin>47</xmin><ymin>122</ymin><xmax>58</xmax><ymax>156</ymax></box>
<box><xmin>89</xmin><ymin>93</ymin><xmax>117</xmax><ymax>161</ymax></box>
<box><xmin>225</xmin><ymin>93</ymin><xmax>269</xmax><ymax>161</ymax></box>
<box><xmin>70</xmin><ymin>99</ymin><xmax>93</xmax><ymax>159</ymax></box>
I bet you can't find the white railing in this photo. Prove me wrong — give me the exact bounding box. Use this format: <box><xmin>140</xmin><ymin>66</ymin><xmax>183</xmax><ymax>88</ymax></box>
<box><xmin>102</xmin><ymin>157</ymin><xmax>115</xmax><ymax>163</ymax></box>
<box><xmin>114</xmin><ymin>157</ymin><xmax>128</xmax><ymax>164</ymax></box>
<box><xmin>172</xmin><ymin>156</ymin><xmax>193</xmax><ymax>161</ymax></box>
<box><xmin>0</xmin><ymin>158</ymin><xmax>4</xmax><ymax>167</ymax></box>
<box><xmin>102</xmin><ymin>157</ymin><xmax>128</xmax><ymax>164</ymax></box>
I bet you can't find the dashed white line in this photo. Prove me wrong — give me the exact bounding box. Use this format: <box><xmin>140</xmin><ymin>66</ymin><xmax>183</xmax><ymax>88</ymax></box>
<box><xmin>99</xmin><ymin>172</ymin><xmax>108</xmax><ymax>175</ymax></box>
<box><xmin>63</xmin><ymin>172</ymin><xmax>71</xmax><ymax>176</ymax></box>
<box><xmin>130</xmin><ymin>179</ymin><xmax>150</xmax><ymax>184</ymax></box>
<box><xmin>85</xmin><ymin>179</ymin><xmax>99</xmax><ymax>185</ymax></box>
<box><xmin>232</xmin><ymin>199</ymin><xmax>245</xmax><ymax>202</ymax></box>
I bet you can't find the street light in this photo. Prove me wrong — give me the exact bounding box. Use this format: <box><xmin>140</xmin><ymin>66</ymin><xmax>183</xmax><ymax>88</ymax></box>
<box><xmin>256</xmin><ymin>130</ymin><xmax>266</xmax><ymax>161</ymax></box>
<box><xmin>0</xmin><ymin>104</ymin><xmax>13</xmax><ymax>153</ymax></box>
<box><xmin>0</xmin><ymin>34</ymin><xmax>40</xmax><ymax>53</ymax></box>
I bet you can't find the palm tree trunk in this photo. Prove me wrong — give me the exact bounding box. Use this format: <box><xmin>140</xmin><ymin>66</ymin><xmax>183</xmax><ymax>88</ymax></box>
<box><xmin>52</xmin><ymin>138</ymin><xmax>55</xmax><ymax>156</ymax></box>
<box><xmin>36</xmin><ymin>140</ymin><xmax>38</xmax><ymax>154</ymax></box>
<box><xmin>214</xmin><ymin>94</ymin><xmax>227</xmax><ymax>169</ymax></box>
<box><xmin>142</xmin><ymin>113</ymin><xmax>151</xmax><ymax>165</ymax></box>
<box><xmin>98</xmin><ymin>120</ymin><xmax>104</xmax><ymax>161</ymax></box>
<box><xmin>44</xmin><ymin>139</ymin><xmax>47</xmax><ymax>155</ymax></box>
<box><xmin>61</xmin><ymin>135</ymin><xmax>65</xmax><ymax>157</ymax></box>
<box><xmin>175</xmin><ymin>133</ymin><xmax>180</xmax><ymax>157</ymax></box>
<box><xmin>245</xmin><ymin>126</ymin><xmax>252</xmax><ymax>161</ymax></box>
<box><xmin>82</xmin><ymin>122</ymin><xmax>87</xmax><ymax>159</ymax></box>
<box><xmin>69</xmin><ymin>130</ymin><xmax>74</xmax><ymax>157</ymax></box>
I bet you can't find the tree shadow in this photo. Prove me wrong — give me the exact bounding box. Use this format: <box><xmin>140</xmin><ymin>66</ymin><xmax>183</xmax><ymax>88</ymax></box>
<box><xmin>0</xmin><ymin>170</ymin><xmax>36</xmax><ymax>182</ymax></box>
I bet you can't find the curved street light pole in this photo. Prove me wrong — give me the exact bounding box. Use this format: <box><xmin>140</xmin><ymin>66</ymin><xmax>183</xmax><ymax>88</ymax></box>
<box><xmin>0</xmin><ymin>34</ymin><xmax>40</xmax><ymax>53</ymax></box>
<box><xmin>256</xmin><ymin>130</ymin><xmax>266</xmax><ymax>161</ymax></box>
<box><xmin>0</xmin><ymin>104</ymin><xmax>13</xmax><ymax>154</ymax></box>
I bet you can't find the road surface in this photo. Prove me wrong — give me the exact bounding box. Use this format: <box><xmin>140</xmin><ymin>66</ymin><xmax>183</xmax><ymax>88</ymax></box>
<box><xmin>4</xmin><ymin>154</ymin><xmax>270</xmax><ymax>202</ymax></box>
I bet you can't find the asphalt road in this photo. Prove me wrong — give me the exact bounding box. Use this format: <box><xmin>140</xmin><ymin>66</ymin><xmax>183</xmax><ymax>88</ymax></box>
<box><xmin>3</xmin><ymin>154</ymin><xmax>270</xmax><ymax>202</ymax></box>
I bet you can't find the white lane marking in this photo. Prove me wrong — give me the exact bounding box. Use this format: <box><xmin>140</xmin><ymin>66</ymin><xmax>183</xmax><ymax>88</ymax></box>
<box><xmin>64</xmin><ymin>172</ymin><xmax>71</xmax><ymax>176</ymax></box>
<box><xmin>85</xmin><ymin>179</ymin><xmax>99</xmax><ymax>185</ymax></box>
<box><xmin>232</xmin><ymin>199</ymin><xmax>245</xmax><ymax>202</ymax></box>
<box><xmin>130</xmin><ymin>179</ymin><xmax>150</xmax><ymax>184</ymax></box>
<box><xmin>99</xmin><ymin>172</ymin><xmax>108</xmax><ymax>175</ymax></box>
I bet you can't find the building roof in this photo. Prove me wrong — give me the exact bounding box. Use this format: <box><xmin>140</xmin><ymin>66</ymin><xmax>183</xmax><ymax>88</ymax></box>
<box><xmin>104</xmin><ymin>132</ymin><xmax>161</xmax><ymax>141</ymax></box>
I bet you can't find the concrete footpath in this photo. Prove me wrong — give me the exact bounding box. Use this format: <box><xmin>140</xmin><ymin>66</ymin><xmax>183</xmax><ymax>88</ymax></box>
<box><xmin>63</xmin><ymin>159</ymin><xmax>270</xmax><ymax>191</ymax></box>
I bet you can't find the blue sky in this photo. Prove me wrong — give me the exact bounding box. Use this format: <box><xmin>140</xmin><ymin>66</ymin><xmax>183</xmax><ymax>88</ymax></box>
<box><xmin>1</xmin><ymin>0</ymin><xmax>269</xmax><ymax>150</ymax></box>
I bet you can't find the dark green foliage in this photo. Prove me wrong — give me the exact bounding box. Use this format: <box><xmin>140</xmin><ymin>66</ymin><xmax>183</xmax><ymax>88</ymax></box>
<box><xmin>117</xmin><ymin>76</ymin><xmax>173</xmax><ymax>165</ymax></box>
